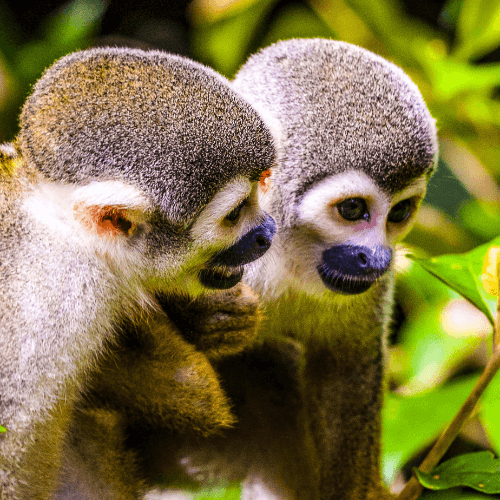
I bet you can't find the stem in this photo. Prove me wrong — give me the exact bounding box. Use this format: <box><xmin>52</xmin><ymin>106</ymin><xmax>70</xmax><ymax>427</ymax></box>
<box><xmin>397</xmin><ymin>347</ymin><xmax>500</xmax><ymax>500</ymax></box>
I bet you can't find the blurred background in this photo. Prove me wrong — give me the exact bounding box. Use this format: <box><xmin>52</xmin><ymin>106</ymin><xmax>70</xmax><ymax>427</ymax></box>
<box><xmin>1</xmin><ymin>0</ymin><xmax>499</xmax><ymax>496</ymax></box>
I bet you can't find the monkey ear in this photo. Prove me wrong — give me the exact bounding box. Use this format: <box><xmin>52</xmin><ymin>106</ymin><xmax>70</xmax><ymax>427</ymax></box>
<box><xmin>72</xmin><ymin>181</ymin><xmax>149</xmax><ymax>239</ymax></box>
<box><xmin>259</xmin><ymin>169</ymin><xmax>272</xmax><ymax>193</ymax></box>
<box><xmin>74</xmin><ymin>203</ymin><xmax>136</xmax><ymax>238</ymax></box>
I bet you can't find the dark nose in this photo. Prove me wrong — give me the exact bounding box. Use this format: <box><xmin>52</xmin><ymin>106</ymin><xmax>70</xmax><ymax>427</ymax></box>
<box><xmin>210</xmin><ymin>214</ymin><xmax>276</xmax><ymax>268</ymax></box>
<box><xmin>322</xmin><ymin>244</ymin><xmax>392</xmax><ymax>276</ymax></box>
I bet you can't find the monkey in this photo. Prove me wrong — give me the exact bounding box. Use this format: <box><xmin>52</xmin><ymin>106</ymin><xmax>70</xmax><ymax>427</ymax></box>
<box><xmin>133</xmin><ymin>38</ymin><xmax>438</xmax><ymax>500</ymax></box>
<box><xmin>0</xmin><ymin>46</ymin><xmax>277</xmax><ymax>500</ymax></box>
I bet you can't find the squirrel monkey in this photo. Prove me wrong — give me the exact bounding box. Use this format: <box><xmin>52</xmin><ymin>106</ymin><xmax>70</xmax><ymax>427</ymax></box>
<box><xmin>137</xmin><ymin>39</ymin><xmax>437</xmax><ymax>500</ymax></box>
<box><xmin>0</xmin><ymin>47</ymin><xmax>276</xmax><ymax>500</ymax></box>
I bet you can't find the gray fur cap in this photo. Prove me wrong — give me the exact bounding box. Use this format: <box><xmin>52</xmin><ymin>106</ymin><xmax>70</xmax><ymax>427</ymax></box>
<box><xmin>233</xmin><ymin>38</ymin><xmax>438</xmax><ymax>226</ymax></box>
<box><xmin>19</xmin><ymin>47</ymin><xmax>275</xmax><ymax>223</ymax></box>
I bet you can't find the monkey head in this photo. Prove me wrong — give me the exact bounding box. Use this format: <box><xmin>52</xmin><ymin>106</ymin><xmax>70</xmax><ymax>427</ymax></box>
<box><xmin>233</xmin><ymin>38</ymin><xmax>437</xmax><ymax>298</ymax></box>
<box><xmin>18</xmin><ymin>47</ymin><xmax>276</xmax><ymax>297</ymax></box>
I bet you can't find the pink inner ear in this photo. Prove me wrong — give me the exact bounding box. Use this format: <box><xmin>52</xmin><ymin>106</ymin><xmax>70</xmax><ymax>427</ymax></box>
<box><xmin>74</xmin><ymin>203</ymin><xmax>135</xmax><ymax>237</ymax></box>
<box><xmin>259</xmin><ymin>169</ymin><xmax>272</xmax><ymax>193</ymax></box>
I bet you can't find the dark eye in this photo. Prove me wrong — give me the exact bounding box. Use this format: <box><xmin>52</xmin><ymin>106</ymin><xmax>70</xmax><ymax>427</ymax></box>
<box><xmin>388</xmin><ymin>199</ymin><xmax>412</xmax><ymax>223</ymax></box>
<box><xmin>225</xmin><ymin>200</ymin><xmax>245</xmax><ymax>223</ymax></box>
<box><xmin>337</xmin><ymin>198</ymin><xmax>369</xmax><ymax>221</ymax></box>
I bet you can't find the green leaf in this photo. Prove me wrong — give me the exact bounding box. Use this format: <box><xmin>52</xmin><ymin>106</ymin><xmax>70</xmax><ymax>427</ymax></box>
<box><xmin>416</xmin><ymin>451</ymin><xmax>500</xmax><ymax>494</ymax></box>
<box><xmin>0</xmin><ymin>425</ymin><xmax>6</xmax><ymax>433</ymax></box>
<box><xmin>409</xmin><ymin>236</ymin><xmax>500</xmax><ymax>326</ymax></box>
<box><xmin>455</xmin><ymin>0</ymin><xmax>500</xmax><ymax>61</ymax></box>
<box><xmin>410</xmin><ymin>254</ymin><xmax>493</xmax><ymax>325</ymax></box>
<box><xmin>422</xmin><ymin>487</ymin><xmax>494</xmax><ymax>498</ymax></box>
<box><xmin>382</xmin><ymin>376</ymin><xmax>479</xmax><ymax>483</ymax></box>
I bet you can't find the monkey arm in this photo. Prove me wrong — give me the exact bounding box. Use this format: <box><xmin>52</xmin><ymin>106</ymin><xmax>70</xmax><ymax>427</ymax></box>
<box><xmin>88</xmin><ymin>282</ymin><xmax>262</xmax><ymax>432</ymax></box>
<box><xmin>58</xmin><ymin>311</ymin><xmax>237</xmax><ymax>500</ymax></box>
<box><xmin>86</xmin><ymin>311</ymin><xmax>237</xmax><ymax>435</ymax></box>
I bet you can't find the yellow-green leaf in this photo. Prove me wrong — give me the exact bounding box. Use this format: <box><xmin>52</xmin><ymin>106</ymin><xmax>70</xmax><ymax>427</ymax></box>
<box><xmin>409</xmin><ymin>236</ymin><xmax>500</xmax><ymax>326</ymax></box>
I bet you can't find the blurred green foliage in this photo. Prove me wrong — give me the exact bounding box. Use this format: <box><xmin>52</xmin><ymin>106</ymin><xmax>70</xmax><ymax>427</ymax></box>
<box><xmin>1</xmin><ymin>0</ymin><xmax>500</xmax><ymax>498</ymax></box>
<box><xmin>0</xmin><ymin>0</ymin><xmax>106</xmax><ymax>140</ymax></box>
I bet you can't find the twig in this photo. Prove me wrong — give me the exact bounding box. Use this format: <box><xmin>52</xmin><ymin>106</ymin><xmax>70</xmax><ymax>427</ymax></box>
<box><xmin>397</xmin><ymin>255</ymin><xmax>500</xmax><ymax>500</ymax></box>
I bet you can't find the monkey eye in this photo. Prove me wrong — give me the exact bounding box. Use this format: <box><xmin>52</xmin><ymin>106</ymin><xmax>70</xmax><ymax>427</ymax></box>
<box><xmin>225</xmin><ymin>200</ymin><xmax>246</xmax><ymax>223</ymax></box>
<box><xmin>337</xmin><ymin>198</ymin><xmax>369</xmax><ymax>222</ymax></box>
<box><xmin>388</xmin><ymin>199</ymin><xmax>412</xmax><ymax>223</ymax></box>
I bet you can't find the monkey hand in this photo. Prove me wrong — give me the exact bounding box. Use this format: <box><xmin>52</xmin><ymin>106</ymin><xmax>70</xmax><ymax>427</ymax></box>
<box><xmin>158</xmin><ymin>283</ymin><xmax>262</xmax><ymax>359</ymax></box>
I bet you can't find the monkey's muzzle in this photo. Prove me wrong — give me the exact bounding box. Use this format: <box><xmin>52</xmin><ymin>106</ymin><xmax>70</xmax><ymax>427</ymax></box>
<box><xmin>199</xmin><ymin>215</ymin><xmax>276</xmax><ymax>289</ymax></box>
<box><xmin>317</xmin><ymin>244</ymin><xmax>392</xmax><ymax>295</ymax></box>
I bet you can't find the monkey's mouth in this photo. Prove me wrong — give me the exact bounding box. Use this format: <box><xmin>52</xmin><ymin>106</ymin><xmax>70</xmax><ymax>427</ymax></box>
<box><xmin>317</xmin><ymin>266</ymin><xmax>383</xmax><ymax>295</ymax></box>
<box><xmin>199</xmin><ymin>266</ymin><xmax>244</xmax><ymax>290</ymax></box>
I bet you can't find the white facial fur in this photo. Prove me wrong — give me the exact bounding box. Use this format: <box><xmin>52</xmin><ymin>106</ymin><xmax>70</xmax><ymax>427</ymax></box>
<box><xmin>24</xmin><ymin>176</ymin><xmax>269</xmax><ymax>299</ymax></box>
<box><xmin>245</xmin><ymin>170</ymin><xmax>427</xmax><ymax>300</ymax></box>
